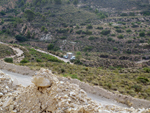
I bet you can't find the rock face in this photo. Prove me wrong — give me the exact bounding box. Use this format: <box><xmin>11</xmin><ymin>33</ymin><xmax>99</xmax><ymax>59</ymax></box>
<box><xmin>0</xmin><ymin>69</ymin><xmax>150</xmax><ymax>113</ymax></box>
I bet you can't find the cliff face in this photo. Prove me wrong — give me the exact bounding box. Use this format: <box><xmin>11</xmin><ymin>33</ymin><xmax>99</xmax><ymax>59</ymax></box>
<box><xmin>0</xmin><ymin>69</ymin><xmax>150</xmax><ymax>113</ymax></box>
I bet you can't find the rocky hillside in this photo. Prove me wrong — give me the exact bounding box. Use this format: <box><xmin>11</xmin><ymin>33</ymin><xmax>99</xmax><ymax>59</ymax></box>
<box><xmin>0</xmin><ymin>69</ymin><xmax>150</xmax><ymax>113</ymax></box>
<box><xmin>0</xmin><ymin>0</ymin><xmax>150</xmax><ymax>68</ymax></box>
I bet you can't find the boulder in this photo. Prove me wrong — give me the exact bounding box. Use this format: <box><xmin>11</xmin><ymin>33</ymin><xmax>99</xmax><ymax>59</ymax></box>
<box><xmin>31</xmin><ymin>76</ymin><xmax>51</xmax><ymax>87</ymax></box>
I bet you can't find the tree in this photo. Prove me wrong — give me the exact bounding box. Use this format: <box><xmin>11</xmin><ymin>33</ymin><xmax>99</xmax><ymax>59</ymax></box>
<box><xmin>15</xmin><ymin>35</ymin><xmax>27</xmax><ymax>42</ymax></box>
<box><xmin>24</xmin><ymin>10</ymin><xmax>35</xmax><ymax>21</ymax></box>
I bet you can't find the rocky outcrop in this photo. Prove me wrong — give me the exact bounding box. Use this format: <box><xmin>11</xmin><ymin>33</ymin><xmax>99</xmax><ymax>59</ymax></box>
<box><xmin>0</xmin><ymin>68</ymin><xmax>150</xmax><ymax>113</ymax></box>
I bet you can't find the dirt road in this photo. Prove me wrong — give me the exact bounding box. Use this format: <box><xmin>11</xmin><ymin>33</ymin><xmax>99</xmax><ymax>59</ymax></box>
<box><xmin>35</xmin><ymin>49</ymin><xmax>72</xmax><ymax>63</ymax></box>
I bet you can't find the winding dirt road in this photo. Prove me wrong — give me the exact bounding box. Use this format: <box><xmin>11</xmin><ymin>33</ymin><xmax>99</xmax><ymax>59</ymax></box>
<box><xmin>35</xmin><ymin>49</ymin><xmax>71</xmax><ymax>63</ymax></box>
<box><xmin>0</xmin><ymin>42</ymin><xmax>24</xmax><ymax>62</ymax></box>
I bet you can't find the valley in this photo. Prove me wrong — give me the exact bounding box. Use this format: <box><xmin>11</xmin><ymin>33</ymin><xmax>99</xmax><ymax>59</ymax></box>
<box><xmin>0</xmin><ymin>0</ymin><xmax>150</xmax><ymax>112</ymax></box>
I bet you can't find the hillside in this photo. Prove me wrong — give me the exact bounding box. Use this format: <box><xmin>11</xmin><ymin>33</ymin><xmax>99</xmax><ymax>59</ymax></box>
<box><xmin>0</xmin><ymin>0</ymin><xmax>150</xmax><ymax>105</ymax></box>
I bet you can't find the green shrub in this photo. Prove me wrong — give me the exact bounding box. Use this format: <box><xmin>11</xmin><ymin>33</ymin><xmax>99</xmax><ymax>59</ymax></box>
<box><xmin>57</xmin><ymin>28</ymin><xmax>69</xmax><ymax>33</ymax></box>
<box><xmin>137</xmin><ymin>77</ymin><xmax>149</xmax><ymax>83</ymax></box>
<box><xmin>44</xmin><ymin>28</ymin><xmax>48</xmax><ymax>33</ymax></box>
<box><xmin>116</xmin><ymin>29</ymin><xmax>122</xmax><ymax>33</ymax></box>
<box><xmin>117</xmin><ymin>34</ymin><xmax>124</xmax><ymax>39</ymax></box>
<box><xmin>132</xmin><ymin>24</ymin><xmax>139</xmax><ymax>28</ymax></box>
<box><xmin>62</xmin><ymin>23</ymin><xmax>68</xmax><ymax>27</ymax></box>
<box><xmin>76</xmin><ymin>30</ymin><xmax>82</xmax><ymax>34</ymax></box>
<box><xmin>41</xmin><ymin>26</ymin><xmax>46</xmax><ymax>32</ymax></box>
<box><xmin>88</xmin><ymin>36</ymin><xmax>98</xmax><ymax>40</ymax></box>
<box><xmin>113</xmin><ymin>47</ymin><xmax>118</xmax><ymax>51</ymax></box>
<box><xmin>4</xmin><ymin>58</ymin><xmax>13</xmax><ymax>63</ymax></box>
<box><xmin>120</xmin><ymin>13</ymin><xmax>128</xmax><ymax>16</ymax></box>
<box><xmin>36</xmin><ymin>59</ymin><xmax>42</xmax><ymax>62</ymax></box>
<box><xmin>111</xmin><ymin>34</ymin><xmax>116</xmax><ymax>36</ymax></box>
<box><xmin>132</xmin><ymin>85</ymin><xmax>142</xmax><ymax>92</ymax></box>
<box><xmin>96</xmin><ymin>27</ymin><xmax>103</xmax><ymax>30</ymax></box>
<box><xmin>82</xmin><ymin>30</ymin><xmax>92</xmax><ymax>35</ymax></box>
<box><xmin>101</xmin><ymin>30</ymin><xmax>110</xmax><ymax>35</ymax></box>
<box><xmin>143</xmin><ymin>67</ymin><xmax>150</xmax><ymax>73</ymax></box>
<box><xmin>127</xmin><ymin>40</ymin><xmax>132</xmax><ymax>43</ymax></box>
<box><xmin>126</xmin><ymin>29</ymin><xmax>132</xmax><ymax>33</ymax></box>
<box><xmin>20</xmin><ymin>59</ymin><xmax>29</xmax><ymax>63</ymax></box>
<box><xmin>139</xmin><ymin>31</ymin><xmax>145</xmax><ymax>37</ymax></box>
<box><xmin>86</xmin><ymin>24</ymin><xmax>93</xmax><ymax>29</ymax></box>
<box><xmin>60</xmin><ymin>36</ymin><xmax>67</xmax><ymax>40</ymax></box>
<box><xmin>0</xmin><ymin>11</ymin><xmax>6</xmax><ymax>16</ymax></box>
<box><xmin>141</xmin><ymin>10</ymin><xmax>150</xmax><ymax>16</ymax></box>
<box><xmin>107</xmin><ymin>37</ymin><xmax>113</xmax><ymax>41</ymax></box>
<box><xmin>83</xmin><ymin>46</ymin><xmax>93</xmax><ymax>51</ymax></box>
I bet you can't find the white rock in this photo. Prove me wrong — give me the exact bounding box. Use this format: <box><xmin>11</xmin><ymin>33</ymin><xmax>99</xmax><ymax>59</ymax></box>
<box><xmin>0</xmin><ymin>92</ymin><xmax>3</xmax><ymax>97</ymax></box>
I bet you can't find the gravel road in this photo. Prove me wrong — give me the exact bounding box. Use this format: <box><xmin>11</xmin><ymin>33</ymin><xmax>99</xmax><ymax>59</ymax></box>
<box><xmin>35</xmin><ymin>49</ymin><xmax>72</xmax><ymax>63</ymax></box>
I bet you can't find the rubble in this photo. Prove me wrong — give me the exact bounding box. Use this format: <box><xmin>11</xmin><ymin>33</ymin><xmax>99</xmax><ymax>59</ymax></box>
<box><xmin>0</xmin><ymin>69</ymin><xmax>150</xmax><ymax>113</ymax></box>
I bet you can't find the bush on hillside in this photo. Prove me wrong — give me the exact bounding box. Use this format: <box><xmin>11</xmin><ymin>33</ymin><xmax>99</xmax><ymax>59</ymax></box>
<box><xmin>86</xmin><ymin>24</ymin><xmax>93</xmax><ymax>29</ymax></box>
<box><xmin>4</xmin><ymin>58</ymin><xmax>13</xmax><ymax>63</ymax></box>
<box><xmin>101</xmin><ymin>30</ymin><xmax>110</xmax><ymax>35</ymax></box>
<box><xmin>139</xmin><ymin>31</ymin><xmax>145</xmax><ymax>37</ymax></box>
<box><xmin>47</xmin><ymin>44</ymin><xmax>54</xmax><ymax>50</ymax></box>
<box><xmin>117</xmin><ymin>34</ymin><xmax>124</xmax><ymax>39</ymax></box>
<box><xmin>15</xmin><ymin>35</ymin><xmax>28</xmax><ymax>42</ymax></box>
<box><xmin>20</xmin><ymin>59</ymin><xmax>29</xmax><ymax>63</ymax></box>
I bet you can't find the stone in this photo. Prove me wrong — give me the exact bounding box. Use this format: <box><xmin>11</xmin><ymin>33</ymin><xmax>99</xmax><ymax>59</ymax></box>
<box><xmin>0</xmin><ymin>92</ymin><xmax>3</xmax><ymax>97</ymax></box>
<box><xmin>31</xmin><ymin>76</ymin><xmax>51</xmax><ymax>87</ymax></box>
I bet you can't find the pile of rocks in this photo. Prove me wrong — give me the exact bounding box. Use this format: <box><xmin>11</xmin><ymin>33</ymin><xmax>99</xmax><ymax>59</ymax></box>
<box><xmin>0</xmin><ymin>69</ymin><xmax>150</xmax><ymax>113</ymax></box>
<box><xmin>0</xmin><ymin>70</ymin><xmax>22</xmax><ymax>112</ymax></box>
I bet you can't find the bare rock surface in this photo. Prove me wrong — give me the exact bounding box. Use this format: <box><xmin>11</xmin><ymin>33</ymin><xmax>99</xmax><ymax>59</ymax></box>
<box><xmin>0</xmin><ymin>69</ymin><xmax>150</xmax><ymax>113</ymax></box>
